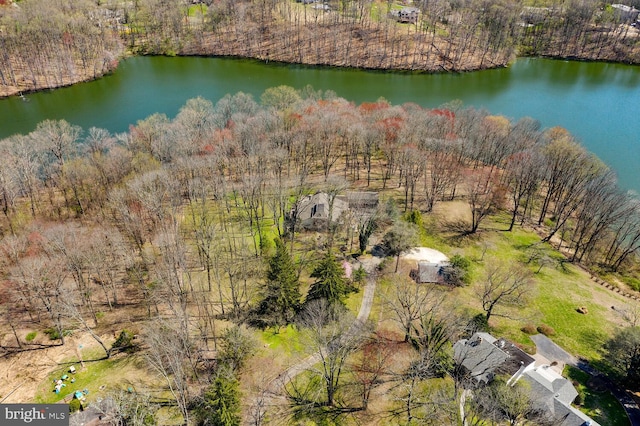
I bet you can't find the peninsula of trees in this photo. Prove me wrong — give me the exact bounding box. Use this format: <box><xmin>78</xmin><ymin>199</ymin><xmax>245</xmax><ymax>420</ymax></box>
<box><xmin>2</xmin><ymin>0</ymin><xmax>640</xmax><ymax>97</ymax></box>
<box><xmin>1</xmin><ymin>87</ymin><xmax>640</xmax><ymax>424</ymax></box>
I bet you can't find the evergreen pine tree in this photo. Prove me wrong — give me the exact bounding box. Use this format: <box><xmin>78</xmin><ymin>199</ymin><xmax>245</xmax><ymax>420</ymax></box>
<box><xmin>306</xmin><ymin>252</ymin><xmax>349</xmax><ymax>307</ymax></box>
<box><xmin>256</xmin><ymin>238</ymin><xmax>301</xmax><ymax>330</ymax></box>
<box><xmin>198</xmin><ymin>371</ymin><xmax>241</xmax><ymax>426</ymax></box>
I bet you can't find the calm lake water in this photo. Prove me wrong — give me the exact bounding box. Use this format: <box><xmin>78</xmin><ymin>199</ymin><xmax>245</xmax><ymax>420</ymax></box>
<box><xmin>1</xmin><ymin>56</ymin><xmax>639</xmax><ymax>191</ymax></box>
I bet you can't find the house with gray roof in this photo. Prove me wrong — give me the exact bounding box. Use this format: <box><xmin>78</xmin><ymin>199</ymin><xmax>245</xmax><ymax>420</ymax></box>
<box><xmin>523</xmin><ymin>364</ymin><xmax>600</xmax><ymax>426</ymax></box>
<box><xmin>453</xmin><ymin>332</ymin><xmax>535</xmax><ymax>385</ymax></box>
<box><xmin>612</xmin><ymin>4</ymin><xmax>640</xmax><ymax>22</ymax></box>
<box><xmin>345</xmin><ymin>191</ymin><xmax>379</xmax><ymax>210</ymax></box>
<box><xmin>390</xmin><ymin>7</ymin><xmax>419</xmax><ymax>23</ymax></box>
<box><xmin>454</xmin><ymin>332</ymin><xmax>599</xmax><ymax>426</ymax></box>
<box><xmin>290</xmin><ymin>191</ymin><xmax>378</xmax><ymax>231</ymax></box>
<box><xmin>292</xmin><ymin>192</ymin><xmax>348</xmax><ymax>231</ymax></box>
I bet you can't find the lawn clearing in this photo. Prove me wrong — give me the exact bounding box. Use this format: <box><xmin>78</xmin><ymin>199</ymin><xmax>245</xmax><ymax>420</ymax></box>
<box><xmin>34</xmin><ymin>351</ymin><xmax>152</xmax><ymax>405</ymax></box>
<box><xmin>414</xmin><ymin>201</ymin><xmax>632</xmax><ymax>363</ymax></box>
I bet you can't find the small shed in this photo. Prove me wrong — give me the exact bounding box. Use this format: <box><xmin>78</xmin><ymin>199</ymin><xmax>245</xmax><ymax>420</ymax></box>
<box><xmin>416</xmin><ymin>261</ymin><xmax>444</xmax><ymax>284</ymax></box>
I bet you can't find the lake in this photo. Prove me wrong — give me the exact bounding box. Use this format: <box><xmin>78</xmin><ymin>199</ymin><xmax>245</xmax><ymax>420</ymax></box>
<box><xmin>1</xmin><ymin>56</ymin><xmax>639</xmax><ymax>191</ymax></box>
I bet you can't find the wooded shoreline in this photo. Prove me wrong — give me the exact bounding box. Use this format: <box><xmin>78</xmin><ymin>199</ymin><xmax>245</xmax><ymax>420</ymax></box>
<box><xmin>2</xmin><ymin>0</ymin><xmax>640</xmax><ymax>99</ymax></box>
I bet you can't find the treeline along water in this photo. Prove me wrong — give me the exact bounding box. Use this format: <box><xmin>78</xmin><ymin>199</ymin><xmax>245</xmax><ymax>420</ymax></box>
<box><xmin>1</xmin><ymin>56</ymin><xmax>639</xmax><ymax>191</ymax></box>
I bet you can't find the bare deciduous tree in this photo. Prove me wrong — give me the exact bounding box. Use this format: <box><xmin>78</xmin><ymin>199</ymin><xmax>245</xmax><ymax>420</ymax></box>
<box><xmin>477</xmin><ymin>261</ymin><xmax>534</xmax><ymax>324</ymax></box>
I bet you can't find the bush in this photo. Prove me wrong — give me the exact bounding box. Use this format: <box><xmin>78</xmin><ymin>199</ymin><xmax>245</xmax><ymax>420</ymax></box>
<box><xmin>468</xmin><ymin>313</ymin><xmax>489</xmax><ymax>333</ymax></box>
<box><xmin>403</xmin><ymin>210</ymin><xmax>423</xmax><ymax>227</ymax></box>
<box><xmin>44</xmin><ymin>328</ymin><xmax>64</xmax><ymax>340</ymax></box>
<box><xmin>25</xmin><ymin>332</ymin><xmax>37</xmax><ymax>342</ymax></box>
<box><xmin>537</xmin><ymin>324</ymin><xmax>556</xmax><ymax>336</ymax></box>
<box><xmin>574</xmin><ymin>386</ymin><xmax>585</xmax><ymax>406</ymax></box>
<box><xmin>112</xmin><ymin>330</ymin><xmax>138</xmax><ymax>353</ymax></box>
<box><xmin>218</xmin><ymin>326</ymin><xmax>257</xmax><ymax>372</ymax></box>
<box><xmin>352</xmin><ymin>265</ymin><xmax>366</xmax><ymax>285</ymax></box>
<box><xmin>69</xmin><ymin>399</ymin><xmax>81</xmax><ymax>413</ymax></box>
<box><xmin>442</xmin><ymin>254</ymin><xmax>471</xmax><ymax>286</ymax></box>
<box><xmin>521</xmin><ymin>324</ymin><xmax>537</xmax><ymax>335</ymax></box>
<box><xmin>622</xmin><ymin>276</ymin><xmax>640</xmax><ymax>292</ymax></box>
<box><xmin>376</xmin><ymin>257</ymin><xmax>392</xmax><ymax>272</ymax></box>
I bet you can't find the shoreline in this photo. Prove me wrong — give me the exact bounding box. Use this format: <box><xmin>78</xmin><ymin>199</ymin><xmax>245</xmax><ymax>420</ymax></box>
<box><xmin>2</xmin><ymin>52</ymin><xmax>637</xmax><ymax>101</ymax></box>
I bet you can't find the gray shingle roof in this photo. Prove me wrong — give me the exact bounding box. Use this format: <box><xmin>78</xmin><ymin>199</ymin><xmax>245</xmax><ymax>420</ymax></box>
<box><xmin>453</xmin><ymin>332</ymin><xmax>509</xmax><ymax>384</ymax></box>
<box><xmin>522</xmin><ymin>365</ymin><xmax>599</xmax><ymax>426</ymax></box>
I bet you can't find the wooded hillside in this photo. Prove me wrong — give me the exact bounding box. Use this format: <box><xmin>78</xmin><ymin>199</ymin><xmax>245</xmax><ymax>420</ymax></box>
<box><xmin>0</xmin><ymin>88</ymin><xmax>639</xmax><ymax>424</ymax></box>
<box><xmin>2</xmin><ymin>0</ymin><xmax>640</xmax><ymax>96</ymax></box>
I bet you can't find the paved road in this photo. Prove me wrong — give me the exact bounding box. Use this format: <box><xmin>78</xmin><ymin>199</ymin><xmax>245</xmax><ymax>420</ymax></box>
<box><xmin>531</xmin><ymin>334</ymin><xmax>640</xmax><ymax>426</ymax></box>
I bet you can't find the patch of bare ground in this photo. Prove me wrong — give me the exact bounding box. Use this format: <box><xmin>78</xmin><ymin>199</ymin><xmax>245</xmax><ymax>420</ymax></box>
<box><xmin>0</xmin><ymin>331</ymin><xmax>110</xmax><ymax>403</ymax></box>
<box><xmin>0</xmin><ymin>304</ymin><xmax>157</xmax><ymax>404</ymax></box>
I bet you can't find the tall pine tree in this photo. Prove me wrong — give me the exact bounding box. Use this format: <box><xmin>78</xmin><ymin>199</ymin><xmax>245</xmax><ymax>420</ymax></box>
<box><xmin>255</xmin><ymin>238</ymin><xmax>301</xmax><ymax>330</ymax></box>
<box><xmin>197</xmin><ymin>371</ymin><xmax>241</xmax><ymax>426</ymax></box>
<box><xmin>306</xmin><ymin>252</ymin><xmax>349</xmax><ymax>308</ymax></box>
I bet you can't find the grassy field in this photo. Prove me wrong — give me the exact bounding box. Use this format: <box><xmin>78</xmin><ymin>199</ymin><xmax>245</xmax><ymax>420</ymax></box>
<box><xmin>415</xmin><ymin>206</ymin><xmax>630</xmax><ymax>362</ymax></box>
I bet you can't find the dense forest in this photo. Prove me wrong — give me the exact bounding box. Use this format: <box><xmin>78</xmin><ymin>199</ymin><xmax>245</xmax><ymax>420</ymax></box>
<box><xmin>1</xmin><ymin>87</ymin><xmax>640</xmax><ymax>424</ymax></box>
<box><xmin>1</xmin><ymin>0</ymin><xmax>640</xmax><ymax>96</ymax></box>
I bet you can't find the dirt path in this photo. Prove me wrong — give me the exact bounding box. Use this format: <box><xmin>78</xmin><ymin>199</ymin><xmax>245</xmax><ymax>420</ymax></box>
<box><xmin>252</xmin><ymin>256</ymin><xmax>382</xmax><ymax>422</ymax></box>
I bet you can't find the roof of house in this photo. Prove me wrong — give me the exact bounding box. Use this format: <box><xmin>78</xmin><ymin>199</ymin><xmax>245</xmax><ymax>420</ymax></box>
<box><xmin>554</xmin><ymin>400</ymin><xmax>600</xmax><ymax>426</ymax></box>
<box><xmin>493</xmin><ymin>337</ymin><xmax>536</xmax><ymax>378</ymax></box>
<box><xmin>522</xmin><ymin>365</ymin><xmax>599</xmax><ymax>426</ymax></box>
<box><xmin>297</xmin><ymin>192</ymin><xmax>348</xmax><ymax>223</ymax></box>
<box><xmin>612</xmin><ymin>4</ymin><xmax>639</xmax><ymax>12</ymax></box>
<box><xmin>524</xmin><ymin>365</ymin><xmax>578</xmax><ymax>406</ymax></box>
<box><xmin>400</xmin><ymin>6</ymin><xmax>419</xmax><ymax>14</ymax></box>
<box><xmin>454</xmin><ymin>333</ymin><xmax>598</xmax><ymax>426</ymax></box>
<box><xmin>453</xmin><ymin>332</ymin><xmax>535</xmax><ymax>384</ymax></box>
<box><xmin>453</xmin><ymin>333</ymin><xmax>508</xmax><ymax>383</ymax></box>
<box><xmin>345</xmin><ymin>191</ymin><xmax>379</xmax><ymax>208</ymax></box>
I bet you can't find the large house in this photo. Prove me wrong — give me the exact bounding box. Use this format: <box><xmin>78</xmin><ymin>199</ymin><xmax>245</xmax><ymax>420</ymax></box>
<box><xmin>390</xmin><ymin>7</ymin><xmax>419</xmax><ymax>23</ymax></box>
<box><xmin>290</xmin><ymin>191</ymin><xmax>378</xmax><ymax>231</ymax></box>
<box><xmin>294</xmin><ymin>192</ymin><xmax>348</xmax><ymax>230</ymax></box>
<box><xmin>611</xmin><ymin>4</ymin><xmax>640</xmax><ymax>22</ymax></box>
<box><xmin>345</xmin><ymin>191</ymin><xmax>379</xmax><ymax>210</ymax></box>
<box><xmin>523</xmin><ymin>364</ymin><xmax>597</xmax><ymax>426</ymax></box>
<box><xmin>454</xmin><ymin>332</ymin><xmax>535</xmax><ymax>385</ymax></box>
<box><xmin>454</xmin><ymin>332</ymin><xmax>599</xmax><ymax>426</ymax></box>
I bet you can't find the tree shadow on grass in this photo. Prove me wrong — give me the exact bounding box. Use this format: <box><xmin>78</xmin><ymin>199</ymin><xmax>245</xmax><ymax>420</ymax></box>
<box><xmin>0</xmin><ymin>342</ymin><xmax>64</xmax><ymax>358</ymax></box>
<box><xmin>439</xmin><ymin>219</ymin><xmax>481</xmax><ymax>246</ymax></box>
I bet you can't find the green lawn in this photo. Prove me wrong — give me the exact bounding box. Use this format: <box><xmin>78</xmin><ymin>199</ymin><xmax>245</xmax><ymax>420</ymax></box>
<box><xmin>407</xmin><ymin>212</ymin><xmax>628</xmax><ymax>362</ymax></box>
<box><xmin>565</xmin><ymin>366</ymin><xmax>630</xmax><ymax>426</ymax></box>
<box><xmin>187</xmin><ymin>4</ymin><xmax>207</xmax><ymax>17</ymax></box>
<box><xmin>258</xmin><ymin>324</ymin><xmax>305</xmax><ymax>356</ymax></box>
<box><xmin>35</xmin><ymin>350</ymin><xmax>146</xmax><ymax>405</ymax></box>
